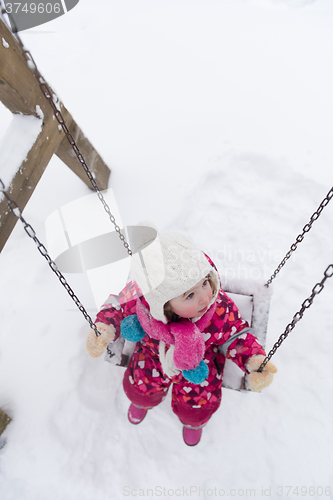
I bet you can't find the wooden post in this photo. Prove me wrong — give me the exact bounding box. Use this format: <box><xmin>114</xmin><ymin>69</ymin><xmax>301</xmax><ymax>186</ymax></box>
<box><xmin>0</xmin><ymin>17</ymin><xmax>111</xmax><ymax>253</ymax></box>
<box><xmin>0</xmin><ymin>408</ymin><xmax>11</xmax><ymax>436</ymax></box>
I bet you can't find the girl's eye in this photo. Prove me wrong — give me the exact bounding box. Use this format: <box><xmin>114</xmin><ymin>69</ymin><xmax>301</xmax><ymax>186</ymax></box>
<box><xmin>202</xmin><ymin>279</ymin><xmax>208</xmax><ymax>287</ymax></box>
<box><xmin>186</xmin><ymin>292</ymin><xmax>194</xmax><ymax>300</ymax></box>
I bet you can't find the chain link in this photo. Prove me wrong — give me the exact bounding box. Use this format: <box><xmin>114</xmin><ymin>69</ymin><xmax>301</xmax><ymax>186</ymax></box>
<box><xmin>258</xmin><ymin>263</ymin><xmax>333</xmax><ymax>371</ymax></box>
<box><xmin>0</xmin><ymin>181</ymin><xmax>102</xmax><ymax>337</ymax></box>
<box><xmin>266</xmin><ymin>186</ymin><xmax>333</xmax><ymax>287</ymax></box>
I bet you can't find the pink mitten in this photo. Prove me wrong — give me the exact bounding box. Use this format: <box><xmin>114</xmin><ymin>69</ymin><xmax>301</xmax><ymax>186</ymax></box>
<box><xmin>246</xmin><ymin>355</ymin><xmax>278</xmax><ymax>392</ymax></box>
<box><xmin>86</xmin><ymin>322</ymin><xmax>115</xmax><ymax>358</ymax></box>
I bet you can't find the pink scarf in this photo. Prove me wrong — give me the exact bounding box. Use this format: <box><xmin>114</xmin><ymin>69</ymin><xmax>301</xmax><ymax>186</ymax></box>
<box><xmin>136</xmin><ymin>299</ymin><xmax>217</xmax><ymax>371</ymax></box>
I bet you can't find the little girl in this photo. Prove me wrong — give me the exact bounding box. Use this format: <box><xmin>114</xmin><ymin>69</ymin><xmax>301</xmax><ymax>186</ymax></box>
<box><xmin>86</xmin><ymin>232</ymin><xmax>277</xmax><ymax>446</ymax></box>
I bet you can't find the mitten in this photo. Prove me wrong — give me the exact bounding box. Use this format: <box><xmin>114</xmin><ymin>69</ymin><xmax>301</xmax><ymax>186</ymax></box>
<box><xmin>86</xmin><ymin>322</ymin><xmax>115</xmax><ymax>358</ymax></box>
<box><xmin>246</xmin><ymin>354</ymin><xmax>277</xmax><ymax>392</ymax></box>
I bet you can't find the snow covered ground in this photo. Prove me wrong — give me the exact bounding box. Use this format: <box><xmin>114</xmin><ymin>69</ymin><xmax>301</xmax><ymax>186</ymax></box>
<box><xmin>1</xmin><ymin>0</ymin><xmax>333</xmax><ymax>499</ymax></box>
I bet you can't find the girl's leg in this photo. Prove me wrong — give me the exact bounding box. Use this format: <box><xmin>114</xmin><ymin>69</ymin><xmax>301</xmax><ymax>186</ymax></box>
<box><xmin>172</xmin><ymin>399</ymin><xmax>220</xmax><ymax>428</ymax></box>
<box><xmin>172</xmin><ymin>396</ymin><xmax>221</xmax><ymax>446</ymax></box>
<box><xmin>171</xmin><ymin>369</ymin><xmax>223</xmax><ymax>429</ymax></box>
<box><xmin>123</xmin><ymin>367</ymin><xmax>169</xmax><ymax>409</ymax></box>
<box><xmin>123</xmin><ymin>346</ymin><xmax>172</xmax><ymax>412</ymax></box>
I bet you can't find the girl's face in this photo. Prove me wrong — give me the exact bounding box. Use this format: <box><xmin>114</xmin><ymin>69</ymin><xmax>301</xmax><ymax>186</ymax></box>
<box><xmin>169</xmin><ymin>277</ymin><xmax>213</xmax><ymax>319</ymax></box>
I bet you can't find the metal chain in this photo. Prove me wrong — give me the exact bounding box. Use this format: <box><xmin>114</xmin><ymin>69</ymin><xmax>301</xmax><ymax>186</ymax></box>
<box><xmin>0</xmin><ymin>5</ymin><xmax>132</xmax><ymax>257</ymax></box>
<box><xmin>0</xmin><ymin>6</ymin><xmax>131</xmax><ymax>336</ymax></box>
<box><xmin>0</xmin><ymin>179</ymin><xmax>102</xmax><ymax>337</ymax></box>
<box><xmin>258</xmin><ymin>263</ymin><xmax>333</xmax><ymax>371</ymax></box>
<box><xmin>266</xmin><ymin>186</ymin><xmax>333</xmax><ymax>287</ymax></box>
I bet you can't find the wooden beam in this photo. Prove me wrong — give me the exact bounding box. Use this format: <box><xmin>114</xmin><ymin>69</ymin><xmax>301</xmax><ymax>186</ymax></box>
<box><xmin>0</xmin><ymin>18</ymin><xmax>51</xmax><ymax>118</ymax></box>
<box><xmin>55</xmin><ymin>117</ymin><xmax>110</xmax><ymax>190</ymax></box>
<box><xmin>0</xmin><ymin>113</ymin><xmax>65</xmax><ymax>252</ymax></box>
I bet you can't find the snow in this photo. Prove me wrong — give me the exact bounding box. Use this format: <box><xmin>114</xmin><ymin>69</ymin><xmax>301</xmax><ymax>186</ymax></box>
<box><xmin>1</xmin><ymin>0</ymin><xmax>333</xmax><ymax>498</ymax></box>
<box><xmin>27</xmin><ymin>60</ymin><xmax>35</xmax><ymax>71</ymax></box>
<box><xmin>1</xmin><ymin>37</ymin><xmax>9</xmax><ymax>48</ymax></box>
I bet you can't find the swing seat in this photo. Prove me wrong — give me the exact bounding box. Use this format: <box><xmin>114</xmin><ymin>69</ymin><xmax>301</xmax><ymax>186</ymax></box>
<box><xmin>220</xmin><ymin>276</ymin><xmax>272</xmax><ymax>391</ymax></box>
<box><xmin>105</xmin><ymin>277</ymin><xmax>272</xmax><ymax>393</ymax></box>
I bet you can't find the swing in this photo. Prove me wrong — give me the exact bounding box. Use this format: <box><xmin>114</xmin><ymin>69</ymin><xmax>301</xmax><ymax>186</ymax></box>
<box><xmin>1</xmin><ymin>8</ymin><xmax>333</xmax><ymax>394</ymax></box>
<box><xmin>218</xmin><ymin>280</ymin><xmax>271</xmax><ymax>391</ymax></box>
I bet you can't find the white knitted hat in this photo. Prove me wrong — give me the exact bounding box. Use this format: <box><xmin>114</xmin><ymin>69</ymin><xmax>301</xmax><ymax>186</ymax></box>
<box><xmin>130</xmin><ymin>231</ymin><xmax>219</xmax><ymax>323</ymax></box>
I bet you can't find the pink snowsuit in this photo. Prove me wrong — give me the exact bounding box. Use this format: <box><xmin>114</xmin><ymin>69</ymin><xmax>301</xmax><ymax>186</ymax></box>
<box><xmin>96</xmin><ymin>260</ymin><xmax>265</xmax><ymax>428</ymax></box>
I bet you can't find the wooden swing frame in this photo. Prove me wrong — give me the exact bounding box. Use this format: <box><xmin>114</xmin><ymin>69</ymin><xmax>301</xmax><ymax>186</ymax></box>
<box><xmin>0</xmin><ymin>16</ymin><xmax>111</xmax><ymax>436</ymax></box>
<box><xmin>0</xmin><ymin>17</ymin><xmax>110</xmax><ymax>254</ymax></box>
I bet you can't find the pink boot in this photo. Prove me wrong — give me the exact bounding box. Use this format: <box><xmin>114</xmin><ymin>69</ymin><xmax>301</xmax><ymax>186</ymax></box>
<box><xmin>128</xmin><ymin>404</ymin><xmax>148</xmax><ymax>425</ymax></box>
<box><xmin>182</xmin><ymin>426</ymin><xmax>202</xmax><ymax>446</ymax></box>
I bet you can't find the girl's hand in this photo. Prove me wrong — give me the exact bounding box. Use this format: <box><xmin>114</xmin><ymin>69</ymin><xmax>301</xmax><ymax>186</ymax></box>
<box><xmin>86</xmin><ymin>322</ymin><xmax>115</xmax><ymax>358</ymax></box>
<box><xmin>246</xmin><ymin>355</ymin><xmax>277</xmax><ymax>392</ymax></box>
